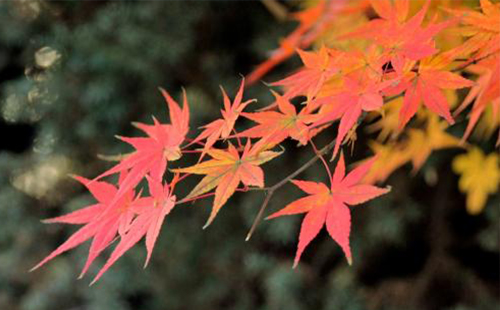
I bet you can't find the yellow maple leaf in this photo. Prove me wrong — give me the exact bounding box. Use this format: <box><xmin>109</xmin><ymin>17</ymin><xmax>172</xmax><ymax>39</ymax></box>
<box><xmin>363</xmin><ymin>115</ymin><xmax>464</xmax><ymax>184</ymax></box>
<box><xmin>361</xmin><ymin>141</ymin><xmax>411</xmax><ymax>184</ymax></box>
<box><xmin>405</xmin><ymin>115</ymin><xmax>463</xmax><ymax>172</ymax></box>
<box><xmin>366</xmin><ymin>97</ymin><xmax>403</xmax><ymax>142</ymax></box>
<box><xmin>452</xmin><ymin>147</ymin><xmax>500</xmax><ymax>215</ymax></box>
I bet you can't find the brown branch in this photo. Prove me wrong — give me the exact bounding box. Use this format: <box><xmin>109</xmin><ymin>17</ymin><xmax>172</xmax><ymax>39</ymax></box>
<box><xmin>245</xmin><ymin>138</ymin><xmax>337</xmax><ymax>241</ymax></box>
<box><xmin>260</xmin><ymin>0</ymin><xmax>289</xmax><ymax>22</ymax></box>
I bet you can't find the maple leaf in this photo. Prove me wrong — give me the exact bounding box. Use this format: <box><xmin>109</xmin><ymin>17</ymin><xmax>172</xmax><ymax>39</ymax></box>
<box><xmin>313</xmin><ymin>75</ymin><xmax>392</xmax><ymax>158</ymax></box>
<box><xmin>190</xmin><ymin>78</ymin><xmax>254</xmax><ymax>160</ymax></box>
<box><xmin>31</xmin><ymin>172</ymin><xmax>141</xmax><ymax>278</ymax></box>
<box><xmin>173</xmin><ymin>141</ymin><xmax>281</xmax><ymax>228</ymax></box>
<box><xmin>362</xmin><ymin>115</ymin><xmax>462</xmax><ymax>184</ymax></box>
<box><xmin>396</xmin><ymin>56</ymin><xmax>474</xmax><ymax>129</ymax></box>
<box><xmin>454</xmin><ymin>56</ymin><xmax>500</xmax><ymax>143</ymax></box>
<box><xmin>246</xmin><ymin>0</ymin><xmax>359</xmax><ymax>85</ymax></box>
<box><xmin>245</xmin><ymin>0</ymin><xmax>326</xmax><ymax>86</ymax></box>
<box><xmin>95</xmin><ymin>88</ymin><xmax>189</xmax><ymax>206</ymax></box>
<box><xmin>446</xmin><ymin>0</ymin><xmax>500</xmax><ymax>59</ymax></box>
<box><xmin>339</xmin><ymin>45</ymin><xmax>389</xmax><ymax>81</ymax></box>
<box><xmin>369</xmin><ymin>0</ymin><xmax>409</xmax><ymax>24</ymax></box>
<box><xmin>405</xmin><ymin>115</ymin><xmax>463</xmax><ymax>172</ymax></box>
<box><xmin>238</xmin><ymin>91</ymin><xmax>317</xmax><ymax>149</ymax></box>
<box><xmin>272</xmin><ymin>46</ymin><xmax>342</xmax><ymax>99</ymax></box>
<box><xmin>267</xmin><ymin>153</ymin><xmax>390</xmax><ymax>267</ymax></box>
<box><xmin>365</xmin><ymin>97</ymin><xmax>404</xmax><ymax>142</ymax></box>
<box><xmin>344</xmin><ymin>0</ymin><xmax>453</xmax><ymax>75</ymax></box>
<box><xmin>361</xmin><ymin>141</ymin><xmax>411</xmax><ymax>184</ymax></box>
<box><xmin>91</xmin><ymin>175</ymin><xmax>176</xmax><ymax>284</ymax></box>
<box><xmin>471</xmin><ymin>104</ymin><xmax>500</xmax><ymax>145</ymax></box>
<box><xmin>452</xmin><ymin>147</ymin><xmax>499</xmax><ymax>215</ymax></box>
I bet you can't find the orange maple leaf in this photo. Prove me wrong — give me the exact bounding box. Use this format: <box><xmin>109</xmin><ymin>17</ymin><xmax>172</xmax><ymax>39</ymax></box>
<box><xmin>446</xmin><ymin>0</ymin><xmax>500</xmax><ymax>59</ymax></box>
<box><xmin>173</xmin><ymin>141</ymin><xmax>281</xmax><ymax>228</ymax></box>
<box><xmin>246</xmin><ymin>0</ymin><xmax>329</xmax><ymax>86</ymax></box>
<box><xmin>246</xmin><ymin>0</ymin><xmax>368</xmax><ymax>85</ymax></box>
<box><xmin>245</xmin><ymin>0</ymin><xmax>327</xmax><ymax>85</ymax></box>
<box><xmin>369</xmin><ymin>0</ymin><xmax>409</xmax><ymax>24</ymax></box>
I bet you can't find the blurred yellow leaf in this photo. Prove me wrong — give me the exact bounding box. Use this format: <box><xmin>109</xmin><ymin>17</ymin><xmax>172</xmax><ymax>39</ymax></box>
<box><xmin>362</xmin><ymin>141</ymin><xmax>411</xmax><ymax>184</ymax></box>
<box><xmin>452</xmin><ymin>147</ymin><xmax>500</xmax><ymax>214</ymax></box>
<box><xmin>366</xmin><ymin>97</ymin><xmax>403</xmax><ymax>142</ymax></box>
<box><xmin>406</xmin><ymin>115</ymin><xmax>463</xmax><ymax>172</ymax></box>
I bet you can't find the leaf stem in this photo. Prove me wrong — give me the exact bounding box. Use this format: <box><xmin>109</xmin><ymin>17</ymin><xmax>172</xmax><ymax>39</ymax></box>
<box><xmin>232</xmin><ymin>128</ymin><xmax>243</xmax><ymax>149</ymax></box>
<box><xmin>176</xmin><ymin>192</ymin><xmax>216</xmax><ymax>205</ymax></box>
<box><xmin>310</xmin><ymin>139</ymin><xmax>333</xmax><ymax>186</ymax></box>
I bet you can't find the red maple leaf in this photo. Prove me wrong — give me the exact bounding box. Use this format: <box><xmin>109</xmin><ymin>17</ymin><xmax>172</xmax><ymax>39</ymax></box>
<box><xmin>272</xmin><ymin>46</ymin><xmax>342</xmax><ymax>99</ymax></box>
<box><xmin>454</xmin><ymin>56</ymin><xmax>500</xmax><ymax>143</ymax></box>
<box><xmin>190</xmin><ymin>78</ymin><xmax>253</xmax><ymax>160</ymax></box>
<box><xmin>238</xmin><ymin>91</ymin><xmax>317</xmax><ymax>149</ymax></box>
<box><xmin>30</xmin><ymin>172</ymin><xmax>141</xmax><ymax>278</ymax></box>
<box><xmin>267</xmin><ymin>153</ymin><xmax>389</xmax><ymax>267</ymax></box>
<box><xmin>95</xmin><ymin>88</ymin><xmax>189</xmax><ymax>206</ymax></box>
<box><xmin>91</xmin><ymin>175</ymin><xmax>176</xmax><ymax>284</ymax></box>
<box><xmin>344</xmin><ymin>0</ymin><xmax>452</xmax><ymax>74</ymax></box>
<box><xmin>396</xmin><ymin>57</ymin><xmax>474</xmax><ymax>129</ymax></box>
<box><xmin>313</xmin><ymin>76</ymin><xmax>393</xmax><ymax>158</ymax></box>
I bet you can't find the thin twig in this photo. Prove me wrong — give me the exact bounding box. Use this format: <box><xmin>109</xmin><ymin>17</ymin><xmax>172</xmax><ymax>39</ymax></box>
<box><xmin>97</xmin><ymin>152</ymin><xmax>132</xmax><ymax>162</ymax></box>
<box><xmin>451</xmin><ymin>52</ymin><xmax>497</xmax><ymax>72</ymax></box>
<box><xmin>245</xmin><ymin>138</ymin><xmax>336</xmax><ymax>241</ymax></box>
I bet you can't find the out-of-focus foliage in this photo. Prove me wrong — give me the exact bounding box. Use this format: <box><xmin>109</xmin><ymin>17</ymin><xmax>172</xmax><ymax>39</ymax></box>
<box><xmin>453</xmin><ymin>147</ymin><xmax>499</xmax><ymax>214</ymax></box>
<box><xmin>0</xmin><ymin>1</ymin><xmax>498</xmax><ymax>310</ymax></box>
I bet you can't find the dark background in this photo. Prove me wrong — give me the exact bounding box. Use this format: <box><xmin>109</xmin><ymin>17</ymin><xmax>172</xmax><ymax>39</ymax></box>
<box><xmin>0</xmin><ymin>1</ymin><xmax>498</xmax><ymax>310</ymax></box>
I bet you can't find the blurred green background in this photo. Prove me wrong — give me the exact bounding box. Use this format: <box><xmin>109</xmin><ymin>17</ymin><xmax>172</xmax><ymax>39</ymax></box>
<box><xmin>0</xmin><ymin>1</ymin><xmax>498</xmax><ymax>310</ymax></box>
